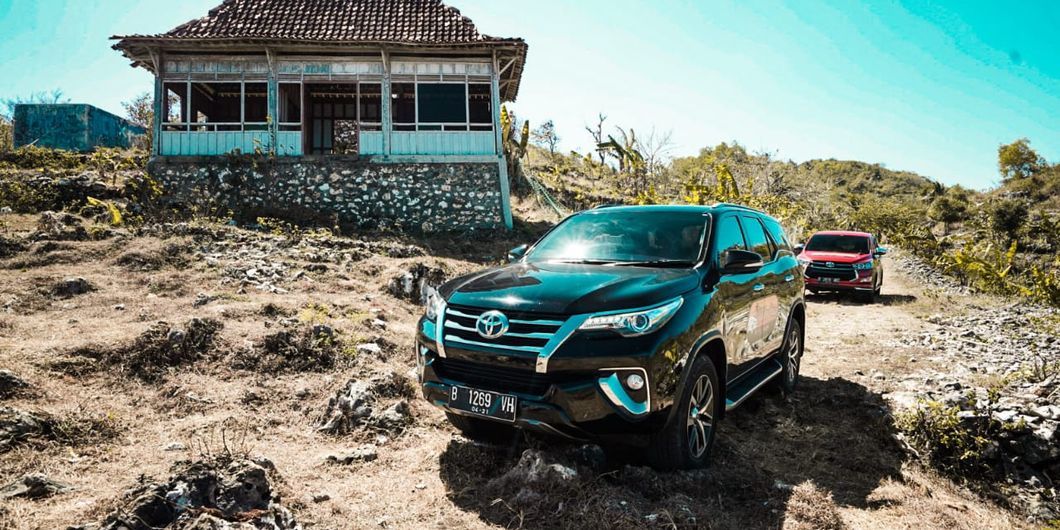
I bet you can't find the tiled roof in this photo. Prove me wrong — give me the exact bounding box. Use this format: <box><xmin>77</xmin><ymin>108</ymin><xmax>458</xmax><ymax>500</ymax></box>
<box><xmin>122</xmin><ymin>0</ymin><xmax>518</xmax><ymax>44</ymax></box>
<box><xmin>112</xmin><ymin>0</ymin><xmax>527</xmax><ymax>100</ymax></box>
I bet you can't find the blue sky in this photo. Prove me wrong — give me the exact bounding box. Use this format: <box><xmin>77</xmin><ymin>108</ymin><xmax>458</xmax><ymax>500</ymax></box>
<box><xmin>0</xmin><ymin>0</ymin><xmax>1057</xmax><ymax>189</ymax></box>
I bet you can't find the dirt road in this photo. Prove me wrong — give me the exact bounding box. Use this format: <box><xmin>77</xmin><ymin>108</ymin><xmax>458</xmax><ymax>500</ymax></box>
<box><xmin>0</xmin><ymin>216</ymin><xmax>1028</xmax><ymax>529</ymax></box>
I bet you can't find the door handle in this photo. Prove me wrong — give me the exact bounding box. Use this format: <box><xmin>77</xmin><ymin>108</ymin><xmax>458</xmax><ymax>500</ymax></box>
<box><xmin>753</xmin><ymin>283</ymin><xmax>765</xmax><ymax>292</ymax></box>
<box><xmin>784</xmin><ymin>274</ymin><xmax>795</xmax><ymax>282</ymax></box>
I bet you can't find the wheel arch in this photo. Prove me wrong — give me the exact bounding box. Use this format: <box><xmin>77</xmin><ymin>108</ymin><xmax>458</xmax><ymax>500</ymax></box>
<box><xmin>670</xmin><ymin>331</ymin><xmax>728</xmax><ymax>423</ymax></box>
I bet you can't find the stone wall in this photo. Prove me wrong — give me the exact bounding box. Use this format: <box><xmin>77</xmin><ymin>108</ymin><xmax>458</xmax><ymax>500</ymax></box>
<box><xmin>148</xmin><ymin>157</ymin><xmax>506</xmax><ymax>231</ymax></box>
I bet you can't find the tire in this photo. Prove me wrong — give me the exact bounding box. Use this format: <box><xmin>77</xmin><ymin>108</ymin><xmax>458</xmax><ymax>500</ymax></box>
<box><xmin>775</xmin><ymin>319</ymin><xmax>803</xmax><ymax>395</ymax></box>
<box><xmin>647</xmin><ymin>355</ymin><xmax>721</xmax><ymax>470</ymax></box>
<box><xmin>445</xmin><ymin>412</ymin><xmax>517</xmax><ymax>444</ymax></box>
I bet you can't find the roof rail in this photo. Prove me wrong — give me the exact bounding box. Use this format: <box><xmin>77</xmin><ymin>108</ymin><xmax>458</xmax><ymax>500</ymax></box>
<box><xmin>711</xmin><ymin>202</ymin><xmax>763</xmax><ymax>213</ymax></box>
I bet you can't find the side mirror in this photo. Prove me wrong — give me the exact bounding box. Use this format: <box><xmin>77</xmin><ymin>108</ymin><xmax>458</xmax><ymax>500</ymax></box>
<box><xmin>875</xmin><ymin>246</ymin><xmax>888</xmax><ymax>256</ymax></box>
<box><xmin>722</xmin><ymin>250</ymin><xmax>765</xmax><ymax>275</ymax></box>
<box><xmin>793</xmin><ymin>244</ymin><xmax>804</xmax><ymax>256</ymax></box>
<box><xmin>507</xmin><ymin>244</ymin><xmax>528</xmax><ymax>262</ymax></box>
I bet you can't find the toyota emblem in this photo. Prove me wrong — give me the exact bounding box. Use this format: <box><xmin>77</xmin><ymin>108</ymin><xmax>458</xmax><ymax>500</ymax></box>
<box><xmin>826</xmin><ymin>262</ymin><xmax>835</xmax><ymax>268</ymax></box>
<box><xmin>476</xmin><ymin>310</ymin><xmax>510</xmax><ymax>339</ymax></box>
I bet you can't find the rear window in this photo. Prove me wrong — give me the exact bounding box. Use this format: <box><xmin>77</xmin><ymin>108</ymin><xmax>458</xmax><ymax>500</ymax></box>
<box><xmin>762</xmin><ymin>218</ymin><xmax>792</xmax><ymax>253</ymax></box>
<box><xmin>805</xmin><ymin>234</ymin><xmax>871</xmax><ymax>254</ymax></box>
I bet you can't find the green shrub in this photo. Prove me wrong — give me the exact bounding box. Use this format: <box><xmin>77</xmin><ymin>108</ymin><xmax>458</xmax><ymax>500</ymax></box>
<box><xmin>895</xmin><ymin>398</ymin><xmax>1001</xmax><ymax>477</ymax></box>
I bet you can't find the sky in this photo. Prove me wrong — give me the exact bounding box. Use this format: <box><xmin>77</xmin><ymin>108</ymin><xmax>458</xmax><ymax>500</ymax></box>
<box><xmin>0</xmin><ymin>0</ymin><xmax>1057</xmax><ymax>189</ymax></box>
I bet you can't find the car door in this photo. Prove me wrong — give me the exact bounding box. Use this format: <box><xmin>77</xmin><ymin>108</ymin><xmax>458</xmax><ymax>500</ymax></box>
<box><xmin>738</xmin><ymin>215</ymin><xmax>782</xmax><ymax>363</ymax></box>
<box><xmin>712</xmin><ymin>215</ymin><xmax>759</xmax><ymax>380</ymax></box>
<box><xmin>761</xmin><ymin>216</ymin><xmax>802</xmax><ymax>352</ymax></box>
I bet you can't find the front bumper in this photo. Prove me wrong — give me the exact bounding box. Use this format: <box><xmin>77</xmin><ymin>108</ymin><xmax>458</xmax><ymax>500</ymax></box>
<box><xmin>415</xmin><ymin>319</ymin><xmax>664</xmax><ymax>443</ymax></box>
<box><xmin>804</xmin><ymin>270</ymin><xmax>874</xmax><ymax>291</ymax></box>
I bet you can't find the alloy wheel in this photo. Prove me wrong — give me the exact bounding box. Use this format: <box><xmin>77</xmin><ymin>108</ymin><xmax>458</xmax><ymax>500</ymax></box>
<box><xmin>686</xmin><ymin>374</ymin><xmax>715</xmax><ymax>459</ymax></box>
<box><xmin>787</xmin><ymin>327</ymin><xmax>801</xmax><ymax>386</ymax></box>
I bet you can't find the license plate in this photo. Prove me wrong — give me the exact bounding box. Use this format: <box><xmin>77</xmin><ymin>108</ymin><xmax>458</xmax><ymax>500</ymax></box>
<box><xmin>820</xmin><ymin>277</ymin><xmax>840</xmax><ymax>283</ymax></box>
<box><xmin>448</xmin><ymin>386</ymin><xmax>517</xmax><ymax>422</ymax></box>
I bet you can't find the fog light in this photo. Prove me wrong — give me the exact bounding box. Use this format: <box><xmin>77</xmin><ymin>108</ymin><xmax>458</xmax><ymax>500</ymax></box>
<box><xmin>625</xmin><ymin>373</ymin><xmax>645</xmax><ymax>391</ymax></box>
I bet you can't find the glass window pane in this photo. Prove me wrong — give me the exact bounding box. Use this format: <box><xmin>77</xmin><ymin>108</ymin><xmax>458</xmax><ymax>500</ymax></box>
<box><xmin>714</xmin><ymin>216</ymin><xmax>747</xmax><ymax>258</ymax></box>
<box><xmin>418</xmin><ymin>83</ymin><xmax>466</xmax><ymax>124</ymax></box>
<box><xmin>740</xmin><ymin>216</ymin><xmax>773</xmax><ymax>259</ymax></box>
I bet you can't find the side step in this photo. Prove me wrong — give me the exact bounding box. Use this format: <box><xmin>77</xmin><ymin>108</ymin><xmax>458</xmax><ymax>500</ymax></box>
<box><xmin>724</xmin><ymin>358</ymin><xmax>783</xmax><ymax>412</ymax></box>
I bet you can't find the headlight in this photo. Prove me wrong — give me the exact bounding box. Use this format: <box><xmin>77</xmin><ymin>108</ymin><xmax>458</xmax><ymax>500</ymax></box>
<box><xmin>852</xmin><ymin>260</ymin><xmax>873</xmax><ymax>270</ymax></box>
<box><xmin>797</xmin><ymin>257</ymin><xmax>811</xmax><ymax>267</ymax></box>
<box><xmin>580</xmin><ymin>297</ymin><xmax>683</xmax><ymax>337</ymax></box>
<box><xmin>424</xmin><ymin>289</ymin><xmax>446</xmax><ymax>321</ymax></box>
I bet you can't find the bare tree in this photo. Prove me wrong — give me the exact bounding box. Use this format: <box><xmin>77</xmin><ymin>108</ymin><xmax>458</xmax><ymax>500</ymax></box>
<box><xmin>531</xmin><ymin>120</ymin><xmax>560</xmax><ymax>155</ymax></box>
<box><xmin>636</xmin><ymin>128</ymin><xmax>675</xmax><ymax>185</ymax></box>
<box><xmin>585</xmin><ymin>113</ymin><xmax>607</xmax><ymax>164</ymax></box>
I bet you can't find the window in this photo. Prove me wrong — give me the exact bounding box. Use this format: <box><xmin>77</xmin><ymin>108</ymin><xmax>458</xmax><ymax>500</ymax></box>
<box><xmin>714</xmin><ymin>216</ymin><xmax>747</xmax><ymax>260</ymax></box>
<box><xmin>762</xmin><ymin>218</ymin><xmax>792</xmax><ymax>257</ymax></box>
<box><xmin>417</xmin><ymin>83</ymin><xmax>466</xmax><ymax>130</ymax></box>
<box><xmin>389</xmin><ymin>80</ymin><xmax>494</xmax><ymax>132</ymax></box>
<box><xmin>391</xmin><ymin>83</ymin><xmax>416</xmax><ymax>131</ymax></box>
<box><xmin>468</xmin><ymin>84</ymin><xmax>492</xmax><ymax>130</ymax></box>
<box><xmin>805</xmin><ymin>234</ymin><xmax>871</xmax><ymax>254</ymax></box>
<box><xmin>279</xmin><ymin>83</ymin><xmax>301</xmax><ymax>131</ymax></box>
<box><xmin>741</xmin><ymin>216</ymin><xmax>773</xmax><ymax>260</ymax></box>
<box><xmin>527</xmin><ymin>211</ymin><xmax>709</xmax><ymax>264</ymax></box>
<box><xmin>359</xmin><ymin>83</ymin><xmax>382</xmax><ymax>129</ymax></box>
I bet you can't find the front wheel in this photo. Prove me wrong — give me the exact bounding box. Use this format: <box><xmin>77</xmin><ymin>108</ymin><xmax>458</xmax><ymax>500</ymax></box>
<box><xmin>775</xmin><ymin>319</ymin><xmax>803</xmax><ymax>396</ymax></box>
<box><xmin>648</xmin><ymin>356</ymin><xmax>721</xmax><ymax>470</ymax></box>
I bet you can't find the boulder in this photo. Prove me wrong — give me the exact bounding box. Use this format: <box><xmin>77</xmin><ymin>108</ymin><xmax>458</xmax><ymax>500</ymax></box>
<box><xmin>0</xmin><ymin>473</ymin><xmax>72</xmax><ymax>499</ymax></box>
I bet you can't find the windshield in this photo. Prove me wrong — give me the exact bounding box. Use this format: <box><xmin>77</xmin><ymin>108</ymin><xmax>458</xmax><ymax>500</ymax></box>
<box><xmin>805</xmin><ymin>234</ymin><xmax>871</xmax><ymax>254</ymax></box>
<box><xmin>527</xmin><ymin>210</ymin><xmax>709</xmax><ymax>265</ymax></box>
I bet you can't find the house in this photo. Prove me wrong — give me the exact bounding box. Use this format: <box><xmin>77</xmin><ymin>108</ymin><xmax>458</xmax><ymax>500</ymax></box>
<box><xmin>112</xmin><ymin>0</ymin><xmax>527</xmax><ymax>230</ymax></box>
<box><xmin>14</xmin><ymin>104</ymin><xmax>146</xmax><ymax>151</ymax></box>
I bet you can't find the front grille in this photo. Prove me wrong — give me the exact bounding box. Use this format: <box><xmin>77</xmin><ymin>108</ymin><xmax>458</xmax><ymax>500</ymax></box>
<box><xmin>442</xmin><ymin>304</ymin><xmax>567</xmax><ymax>354</ymax></box>
<box><xmin>805</xmin><ymin>261</ymin><xmax>857</xmax><ymax>280</ymax></box>
<box><xmin>433</xmin><ymin>357</ymin><xmax>590</xmax><ymax>395</ymax></box>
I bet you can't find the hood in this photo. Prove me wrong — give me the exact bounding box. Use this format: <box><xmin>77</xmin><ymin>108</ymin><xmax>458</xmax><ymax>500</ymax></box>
<box><xmin>441</xmin><ymin>261</ymin><xmax>700</xmax><ymax>315</ymax></box>
<box><xmin>800</xmin><ymin>250</ymin><xmax>872</xmax><ymax>264</ymax></box>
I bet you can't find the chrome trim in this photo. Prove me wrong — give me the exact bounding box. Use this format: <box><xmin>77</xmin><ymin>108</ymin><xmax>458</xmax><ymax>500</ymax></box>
<box><xmin>447</xmin><ymin>308</ymin><xmax>563</xmax><ymax>327</ymax></box>
<box><xmin>444</xmin><ymin>334</ymin><xmax>542</xmax><ymax>353</ymax></box>
<box><xmin>444</xmin><ymin>320</ymin><xmax>552</xmax><ymax>340</ymax></box>
<box><xmin>535</xmin><ymin>314</ymin><xmax>590</xmax><ymax>373</ymax></box>
<box><xmin>597</xmin><ymin>367</ymin><xmax>651</xmax><ymax>416</ymax></box>
<box><xmin>436</xmin><ymin>302</ymin><xmax>447</xmax><ymax>358</ymax></box>
<box><xmin>724</xmin><ymin>359</ymin><xmax>783</xmax><ymax>412</ymax></box>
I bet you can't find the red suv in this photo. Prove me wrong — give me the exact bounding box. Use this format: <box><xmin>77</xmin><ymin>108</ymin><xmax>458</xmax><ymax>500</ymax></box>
<box><xmin>795</xmin><ymin>231</ymin><xmax>885</xmax><ymax>301</ymax></box>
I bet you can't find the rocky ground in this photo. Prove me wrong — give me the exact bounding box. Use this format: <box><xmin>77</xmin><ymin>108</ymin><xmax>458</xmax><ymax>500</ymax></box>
<box><xmin>0</xmin><ymin>204</ymin><xmax>1054</xmax><ymax>529</ymax></box>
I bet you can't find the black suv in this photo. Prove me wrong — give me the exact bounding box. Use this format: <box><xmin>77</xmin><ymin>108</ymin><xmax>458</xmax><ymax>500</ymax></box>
<box><xmin>415</xmin><ymin>204</ymin><xmax>805</xmax><ymax>469</ymax></box>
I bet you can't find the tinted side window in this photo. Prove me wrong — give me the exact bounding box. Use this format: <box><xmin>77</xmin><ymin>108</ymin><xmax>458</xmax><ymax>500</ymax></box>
<box><xmin>763</xmin><ymin>218</ymin><xmax>792</xmax><ymax>255</ymax></box>
<box><xmin>714</xmin><ymin>216</ymin><xmax>746</xmax><ymax>260</ymax></box>
<box><xmin>740</xmin><ymin>216</ymin><xmax>772</xmax><ymax>260</ymax></box>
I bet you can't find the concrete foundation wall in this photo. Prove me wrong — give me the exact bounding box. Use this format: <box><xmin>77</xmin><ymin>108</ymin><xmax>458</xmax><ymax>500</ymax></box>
<box><xmin>148</xmin><ymin>157</ymin><xmax>507</xmax><ymax>231</ymax></box>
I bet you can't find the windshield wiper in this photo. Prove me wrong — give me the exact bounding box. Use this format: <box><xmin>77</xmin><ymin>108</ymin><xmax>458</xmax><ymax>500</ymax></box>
<box><xmin>613</xmin><ymin>260</ymin><xmax>696</xmax><ymax>268</ymax></box>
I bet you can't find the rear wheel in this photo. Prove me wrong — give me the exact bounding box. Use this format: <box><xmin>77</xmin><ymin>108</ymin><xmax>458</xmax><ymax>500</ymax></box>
<box><xmin>445</xmin><ymin>412</ymin><xmax>516</xmax><ymax>443</ymax></box>
<box><xmin>648</xmin><ymin>355</ymin><xmax>721</xmax><ymax>470</ymax></box>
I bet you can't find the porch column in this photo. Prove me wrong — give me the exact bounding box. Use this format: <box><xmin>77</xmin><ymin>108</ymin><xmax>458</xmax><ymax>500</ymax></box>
<box><xmin>491</xmin><ymin>63</ymin><xmax>513</xmax><ymax>230</ymax></box>
<box><xmin>152</xmin><ymin>75</ymin><xmax>163</xmax><ymax>156</ymax></box>
<box><xmin>381</xmin><ymin>50</ymin><xmax>392</xmax><ymax>157</ymax></box>
<box><xmin>267</xmin><ymin>76</ymin><xmax>279</xmax><ymax>154</ymax></box>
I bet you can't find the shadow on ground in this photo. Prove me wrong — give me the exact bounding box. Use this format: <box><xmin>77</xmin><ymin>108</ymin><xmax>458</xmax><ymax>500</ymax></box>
<box><xmin>438</xmin><ymin>376</ymin><xmax>903</xmax><ymax>529</ymax></box>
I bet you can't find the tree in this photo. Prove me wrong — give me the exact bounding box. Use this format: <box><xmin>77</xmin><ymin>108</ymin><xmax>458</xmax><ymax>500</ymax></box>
<box><xmin>998</xmin><ymin>138</ymin><xmax>1044</xmax><ymax>181</ymax></box>
<box><xmin>988</xmin><ymin>198</ymin><xmax>1028</xmax><ymax>244</ymax></box>
<box><xmin>531</xmin><ymin>120</ymin><xmax>560</xmax><ymax>155</ymax></box>
<box><xmin>122</xmin><ymin>92</ymin><xmax>154</xmax><ymax>151</ymax></box>
<box><xmin>636</xmin><ymin>128</ymin><xmax>675</xmax><ymax>184</ymax></box>
<box><xmin>928</xmin><ymin>193</ymin><xmax>969</xmax><ymax>234</ymax></box>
